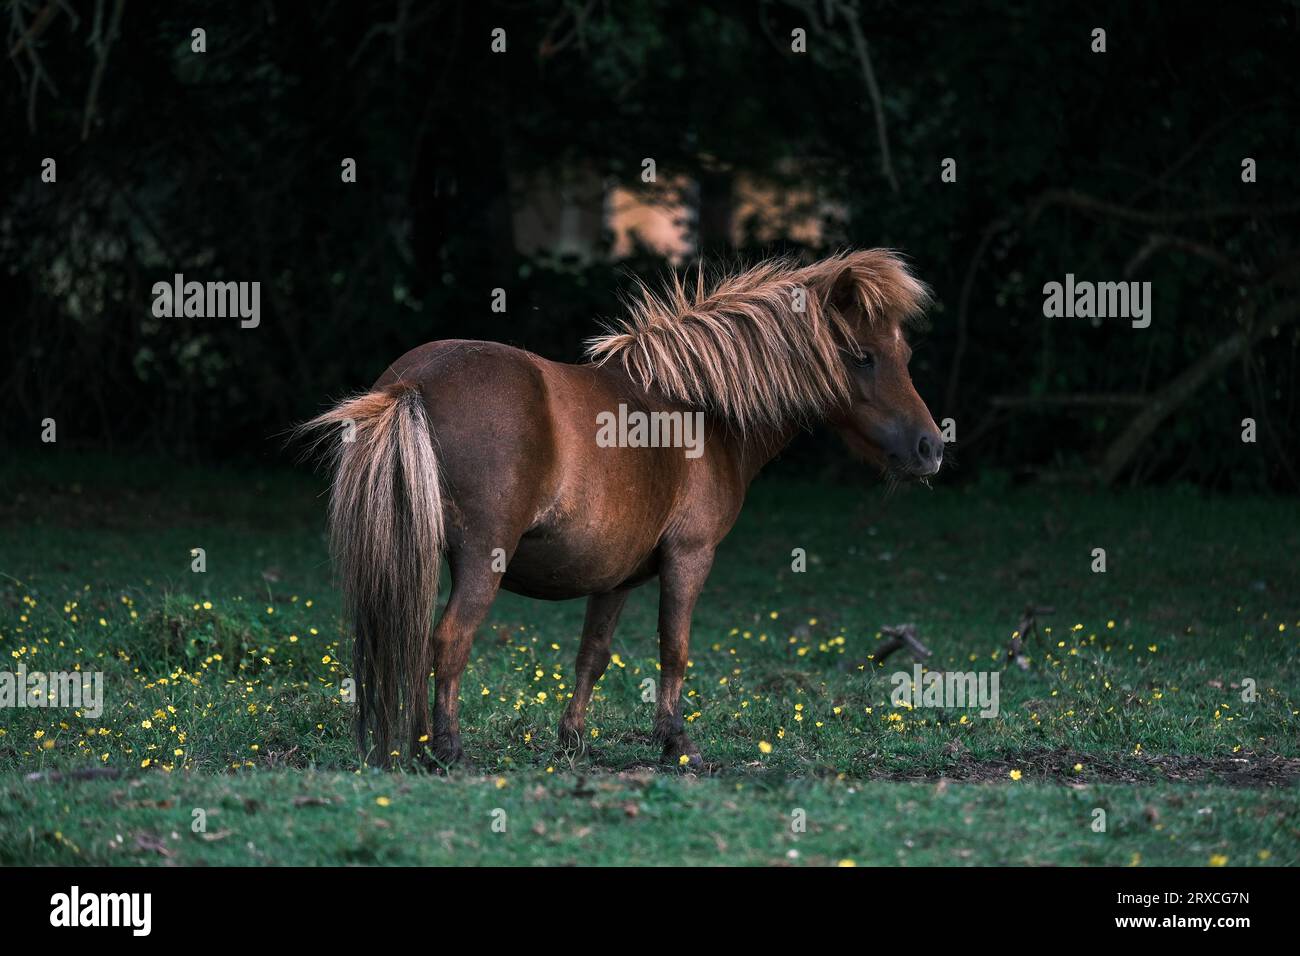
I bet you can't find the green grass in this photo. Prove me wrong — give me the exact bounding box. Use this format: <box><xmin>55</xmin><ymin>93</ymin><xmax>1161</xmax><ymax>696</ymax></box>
<box><xmin>4</xmin><ymin>773</ymin><xmax>1293</xmax><ymax>866</ymax></box>
<box><xmin>1</xmin><ymin>453</ymin><xmax>1297</xmax><ymax>865</ymax></box>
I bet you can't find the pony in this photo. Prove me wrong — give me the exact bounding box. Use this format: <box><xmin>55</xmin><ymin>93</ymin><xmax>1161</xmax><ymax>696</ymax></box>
<box><xmin>298</xmin><ymin>249</ymin><xmax>943</xmax><ymax>768</ymax></box>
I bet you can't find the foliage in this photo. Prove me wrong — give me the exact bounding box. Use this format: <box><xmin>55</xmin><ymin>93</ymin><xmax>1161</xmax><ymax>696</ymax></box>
<box><xmin>2</xmin><ymin>0</ymin><xmax>1297</xmax><ymax>487</ymax></box>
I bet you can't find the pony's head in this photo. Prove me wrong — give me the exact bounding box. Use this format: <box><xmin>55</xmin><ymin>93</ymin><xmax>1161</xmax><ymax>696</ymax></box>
<box><xmin>586</xmin><ymin>248</ymin><xmax>944</xmax><ymax>479</ymax></box>
<box><xmin>810</xmin><ymin>253</ymin><xmax>943</xmax><ymax>479</ymax></box>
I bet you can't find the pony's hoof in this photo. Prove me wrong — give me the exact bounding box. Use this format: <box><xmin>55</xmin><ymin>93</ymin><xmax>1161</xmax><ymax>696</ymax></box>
<box><xmin>662</xmin><ymin>736</ymin><xmax>704</xmax><ymax>771</ymax></box>
<box><xmin>557</xmin><ymin>722</ymin><xmax>587</xmax><ymax>752</ymax></box>
<box><xmin>428</xmin><ymin>735</ymin><xmax>464</xmax><ymax>768</ymax></box>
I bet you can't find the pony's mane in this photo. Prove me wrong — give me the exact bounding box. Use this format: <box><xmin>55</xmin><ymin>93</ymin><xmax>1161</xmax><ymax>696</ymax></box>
<box><xmin>585</xmin><ymin>249</ymin><xmax>930</xmax><ymax>433</ymax></box>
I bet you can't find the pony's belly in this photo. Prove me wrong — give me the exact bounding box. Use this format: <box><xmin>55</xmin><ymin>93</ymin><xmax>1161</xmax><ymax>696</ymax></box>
<box><xmin>501</xmin><ymin>532</ymin><xmax>659</xmax><ymax>600</ymax></box>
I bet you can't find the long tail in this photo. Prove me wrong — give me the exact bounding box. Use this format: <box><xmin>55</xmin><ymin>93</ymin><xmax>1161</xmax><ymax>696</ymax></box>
<box><xmin>295</xmin><ymin>381</ymin><xmax>443</xmax><ymax>765</ymax></box>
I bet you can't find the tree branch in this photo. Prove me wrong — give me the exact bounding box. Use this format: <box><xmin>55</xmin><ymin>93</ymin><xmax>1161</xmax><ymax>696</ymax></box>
<box><xmin>1096</xmin><ymin>298</ymin><xmax>1300</xmax><ymax>485</ymax></box>
<box><xmin>7</xmin><ymin>0</ymin><xmax>59</xmax><ymax>58</ymax></box>
<box><xmin>1125</xmin><ymin>233</ymin><xmax>1257</xmax><ymax>280</ymax></box>
<box><xmin>944</xmin><ymin>217</ymin><xmax>1009</xmax><ymax>414</ymax></box>
<box><xmin>990</xmin><ymin>393</ymin><xmax>1147</xmax><ymax>409</ymax></box>
<box><xmin>1030</xmin><ymin>188</ymin><xmax>1300</xmax><ymax>228</ymax></box>
<box><xmin>828</xmin><ymin>1</ymin><xmax>899</xmax><ymax>193</ymax></box>
<box><xmin>81</xmin><ymin>0</ymin><xmax>126</xmax><ymax>142</ymax></box>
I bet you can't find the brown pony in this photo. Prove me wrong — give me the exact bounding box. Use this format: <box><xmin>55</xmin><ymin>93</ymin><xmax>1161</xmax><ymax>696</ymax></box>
<box><xmin>298</xmin><ymin>249</ymin><xmax>942</xmax><ymax>768</ymax></box>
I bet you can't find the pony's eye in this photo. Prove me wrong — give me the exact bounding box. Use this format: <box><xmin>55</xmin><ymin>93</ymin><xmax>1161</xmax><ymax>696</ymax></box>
<box><xmin>854</xmin><ymin>352</ymin><xmax>875</xmax><ymax>370</ymax></box>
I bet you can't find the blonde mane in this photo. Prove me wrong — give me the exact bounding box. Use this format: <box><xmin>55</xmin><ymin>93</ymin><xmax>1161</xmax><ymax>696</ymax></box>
<box><xmin>585</xmin><ymin>249</ymin><xmax>930</xmax><ymax>433</ymax></box>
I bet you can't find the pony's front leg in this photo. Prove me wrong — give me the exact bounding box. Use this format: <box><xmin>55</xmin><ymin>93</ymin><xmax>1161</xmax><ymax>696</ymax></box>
<box><xmin>559</xmin><ymin>588</ymin><xmax>631</xmax><ymax>749</ymax></box>
<box><xmin>652</xmin><ymin>546</ymin><xmax>716</xmax><ymax>769</ymax></box>
<box><xmin>425</xmin><ymin>553</ymin><xmax>502</xmax><ymax>766</ymax></box>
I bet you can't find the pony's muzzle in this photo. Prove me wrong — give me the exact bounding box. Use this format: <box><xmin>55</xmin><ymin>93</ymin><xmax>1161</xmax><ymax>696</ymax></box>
<box><xmin>915</xmin><ymin>432</ymin><xmax>943</xmax><ymax>475</ymax></box>
<box><xmin>888</xmin><ymin>428</ymin><xmax>943</xmax><ymax>477</ymax></box>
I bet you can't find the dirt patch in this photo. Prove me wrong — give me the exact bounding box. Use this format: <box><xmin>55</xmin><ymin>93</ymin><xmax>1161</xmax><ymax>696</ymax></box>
<box><xmin>871</xmin><ymin>748</ymin><xmax>1300</xmax><ymax>788</ymax></box>
<box><xmin>547</xmin><ymin>741</ymin><xmax>1300</xmax><ymax>787</ymax></box>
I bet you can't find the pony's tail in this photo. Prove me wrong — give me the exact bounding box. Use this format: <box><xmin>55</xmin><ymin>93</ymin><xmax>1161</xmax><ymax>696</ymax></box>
<box><xmin>295</xmin><ymin>381</ymin><xmax>443</xmax><ymax>766</ymax></box>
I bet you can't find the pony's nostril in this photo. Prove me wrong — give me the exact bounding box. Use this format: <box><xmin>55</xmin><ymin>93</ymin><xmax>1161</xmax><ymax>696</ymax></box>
<box><xmin>915</xmin><ymin>433</ymin><xmax>943</xmax><ymax>465</ymax></box>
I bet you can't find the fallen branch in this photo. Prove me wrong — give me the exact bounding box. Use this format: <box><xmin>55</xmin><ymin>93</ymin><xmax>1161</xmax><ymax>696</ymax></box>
<box><xmin>873</xmin><ymin>623</ymin><xmax>932</xmax><ymax>664</ymax></box>
<box><xmin>1007</xmin><ymin>604</ymin><xmax>1053</xmax><ymax>670</ymax></box>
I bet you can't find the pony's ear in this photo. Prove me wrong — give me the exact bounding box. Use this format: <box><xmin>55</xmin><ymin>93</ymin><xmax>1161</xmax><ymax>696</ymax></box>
<box><xmin>823</xmin><ymin>263</ymin><xmax>861</xmax><ymax>317</ymax></box>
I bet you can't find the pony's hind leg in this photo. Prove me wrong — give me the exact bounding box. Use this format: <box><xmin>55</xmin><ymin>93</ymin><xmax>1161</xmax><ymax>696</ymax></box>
<box><xmin>558</xmin><ymin>588</ymin><xmax>631</xmax><ymax>749</ymax></box>
<box><xmin>652</xmin><ymin>546</ymin><xmax>715</xmax><ymax>769</ymax></box>
<box><xmin>423</xmin><ymin>549</ymin><xmax>504</xmax><ymax>766</ymax></box>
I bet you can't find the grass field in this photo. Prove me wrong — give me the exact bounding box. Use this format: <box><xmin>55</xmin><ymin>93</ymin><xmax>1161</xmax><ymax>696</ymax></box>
<box><xmin>1</xmin><ymin>454</ymin><xmax>1297</xmax><ymax>866</ymax></box>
